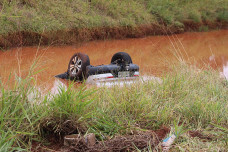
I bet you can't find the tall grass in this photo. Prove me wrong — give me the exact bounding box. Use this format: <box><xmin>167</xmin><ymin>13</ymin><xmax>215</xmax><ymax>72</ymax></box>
<box><xmin>0</xmin><ymin>74</ymin><xmax>45</xmax><ymax>151</ymax></box>
<box><xmin>1</xmin><ymin>63</ymin><xmax>228</xmax><ymax>150</ymax></box>
<box><xmin>41</xmin><ymin>83</ymin><xmax>96</xmax><ymax>136</ymax></box>
<box><xmin>89</xmin><ymin>64</ymin><xmax>228</xmax><ymax>136</ymax></box>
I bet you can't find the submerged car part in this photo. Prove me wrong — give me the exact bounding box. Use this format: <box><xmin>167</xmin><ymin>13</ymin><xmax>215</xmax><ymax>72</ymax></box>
<box><xmin>67</xmin><ymin>53</ymin><xmax>90</xmax><ymax>80</ymax></box>
<box><xmin>56</xmin><ymin>52</ymin><xmax>139</xmax><ymax>82</ymax></box>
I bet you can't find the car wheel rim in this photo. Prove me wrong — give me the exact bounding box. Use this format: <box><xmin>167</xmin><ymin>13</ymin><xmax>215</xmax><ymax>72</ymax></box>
<box><xmin>69</xmin><ymin>56</ymin><xmax>82</xmax><ymax>75</ymax></box>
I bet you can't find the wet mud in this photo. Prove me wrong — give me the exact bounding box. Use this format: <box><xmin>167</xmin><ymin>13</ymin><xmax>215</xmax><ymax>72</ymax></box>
<box><xmin>0</xmin><ymin>30</ymin><xmax>228</xmax><ymax>91</ymax></box>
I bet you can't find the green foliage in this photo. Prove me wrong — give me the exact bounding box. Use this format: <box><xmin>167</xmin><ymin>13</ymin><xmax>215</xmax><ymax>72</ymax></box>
<box><xmin>83</xmin><ymin>64</ymin><xmax>228</xmax><ymax>141</ymax></box>
<box><xmin>0</xmin><ymin>63</ymin><xmax>228</xmax><ymax>150</ymax></box>
<box><xmin>0</xmin><ymin>75</ymin><xmax>45</xmax><ymax>150</ymax></box>
<box><xmin>0</xmin><ymin>0</ymin><xmax>227</xmax><ymax>35</ymax></box>
<box><xmin>42</xmin><ymin>83</ymin><xmax>96</xmax><ymax>135</ymax></box>
<box><xmin>0</xmin><ymin>130</ymin><xmax>26</xmax><ymax>152</ymax></box>
<box><xmin>199</xmin><ymin>25</ymin><xmax>209</xmax><ymax>32</ymax></box>
<box><xmin>146</xmin><ymin>0</ymin><xmax>228</xmax><ymax>25</ymax></box>
<box><xmin>218</xmin><ymin>9</ymin><xmax>228</xmax><ymax>22</ymax></box>
<box><xmin>48</xmin><ymin>84</ymin><xmax>95</xmax><ymax>117</ymax></box>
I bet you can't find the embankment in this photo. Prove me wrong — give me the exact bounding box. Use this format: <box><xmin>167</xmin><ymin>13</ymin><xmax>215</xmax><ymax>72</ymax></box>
<box><xmin>0</xmin><ymin>0</ymin><xmax>228</xmax><ymax>49</ymax></box>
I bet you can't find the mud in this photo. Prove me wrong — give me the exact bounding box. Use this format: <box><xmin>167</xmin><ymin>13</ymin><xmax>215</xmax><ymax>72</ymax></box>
<box><xmin>32</xmin><ymin>127</ymin><xmax>170</xmax><ymax>152</ymax></box>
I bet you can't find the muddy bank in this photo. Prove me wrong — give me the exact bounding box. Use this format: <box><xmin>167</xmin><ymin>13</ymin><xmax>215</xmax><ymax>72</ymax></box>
<box><xmin>1</xmin><ymin>21</ymin><xmax>227</xmax><ymax>50</ymax></box>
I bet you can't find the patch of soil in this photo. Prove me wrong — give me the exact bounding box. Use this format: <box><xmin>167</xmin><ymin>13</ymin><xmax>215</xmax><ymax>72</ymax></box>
<box><xmin>32</xmin><ymin>140</ymin><xmax>63</xmax><ymax>152</ymax></box>
<box><xmin>188</xmin><ymin>130</ymin><xmax>213</xmax><ymax>141</ymax></box>
<box><xmin>32</xmin><ymin>127</ymin><xmax>170</xmax><ymax>152</ymax></box>
<box><xmin>41</xmin><ymin>119</ymin><xmax>87</xmax><ymax>138</ymax></box>
<box><xmin>153</xmin><ymin>126</ymin><xmax>170</xmax><ymax>140</ymax></box>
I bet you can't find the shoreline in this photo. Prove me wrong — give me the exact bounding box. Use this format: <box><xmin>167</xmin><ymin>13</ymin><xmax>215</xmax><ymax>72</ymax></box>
<box><xmin>1</xmin><ymin>21</ymin><xmax>227</xmax><ymax>50</ymax></box>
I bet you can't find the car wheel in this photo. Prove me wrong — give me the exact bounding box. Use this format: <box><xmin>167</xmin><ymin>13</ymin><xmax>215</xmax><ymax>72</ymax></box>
<box><xmin>67</xmin><ymin>53</ymin><xmax>90</xmax><ymax>80</ymax></box>
<box><xmin>111</xmin><ymin>52</ymin><xmax>133</xmax><ymax>64</ymax></box>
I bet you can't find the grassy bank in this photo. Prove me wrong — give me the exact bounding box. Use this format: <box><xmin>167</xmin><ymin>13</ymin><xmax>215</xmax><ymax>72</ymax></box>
<box><xmin>1</xmin><ymin>63</ymin><xmax>228</xmax><ymax>151</ymax></box>
<box><xmin>0</xmin><ymin>0</ymin><xmax>228</xmax><ymax>49</ymax></box>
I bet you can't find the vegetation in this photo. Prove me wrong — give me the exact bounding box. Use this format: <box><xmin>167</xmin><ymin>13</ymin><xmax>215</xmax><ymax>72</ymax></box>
<box><xmin>0</xmin><ymin>0</ymin><xmax>227</xmax><ymax>33</ymax></box>
<box><xmin>0</xmin><ymin>0</ymin><xmax>227</xmax><ymax>150</ymax></box>
<box><xmin>1</xmin><ymin>63</ymin><xmax>227</xmax><ymax>151</ymax></box>
<box><xmin>0</xmin><ymin>0</ymin><xmax>228</xmax><ymax>48</ymax></box>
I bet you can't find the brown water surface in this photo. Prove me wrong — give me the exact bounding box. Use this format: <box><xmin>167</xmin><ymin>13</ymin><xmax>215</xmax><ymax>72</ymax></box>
<box><xmin>0</xmin><ymin>30</ymin><xmax>228</xmax><ymax>91</ymax></box>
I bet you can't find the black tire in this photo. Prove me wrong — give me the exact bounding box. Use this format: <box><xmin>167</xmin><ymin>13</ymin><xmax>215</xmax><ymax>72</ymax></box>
<box><xmin>67</xmin><ymin>53</ymin><xmax>90</xmax><ymax>80</ymax></box>
<box><xmin>111</xmin><ymin>52</ymin><xmax>133</xmax><ymax>64</ymax></box>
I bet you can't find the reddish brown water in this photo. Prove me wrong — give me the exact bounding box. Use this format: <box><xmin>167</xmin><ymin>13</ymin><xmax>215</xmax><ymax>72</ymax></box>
<box><xmin>0</xmin><ymin>30</ymin><xmax>228</xmax><ymax>91</ymax></box>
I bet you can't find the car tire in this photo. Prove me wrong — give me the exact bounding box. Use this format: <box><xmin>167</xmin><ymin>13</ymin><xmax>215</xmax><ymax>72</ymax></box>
<box><xmin>111</xmin><ymin>52</ymin><xmax>133</xmax><ymax>64</ymax></box>
<box><xmin>67</xmin><ymin>53</ymin><xmax>90</xmax><ymax>80</ymax></box>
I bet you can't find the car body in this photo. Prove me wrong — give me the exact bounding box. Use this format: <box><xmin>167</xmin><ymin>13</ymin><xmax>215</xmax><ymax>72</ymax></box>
<box><xmin>56</xmin><ymin>52</ymin><xmax>140</xmax><ymax>84</ymax></box>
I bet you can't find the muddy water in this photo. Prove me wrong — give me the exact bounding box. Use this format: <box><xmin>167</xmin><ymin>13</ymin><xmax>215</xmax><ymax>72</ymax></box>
<box><xmin>0</xmin><ymin>30</ymin><xmax>228</xmax><ymax>91</ymax></box>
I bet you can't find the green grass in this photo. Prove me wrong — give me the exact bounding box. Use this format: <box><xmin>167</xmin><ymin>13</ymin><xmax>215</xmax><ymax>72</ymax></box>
<box><xmin>0</xmin><ymin>76</ymin><xmax>44</xmax><ymax>151</ymax></box>
<box><xmin>0</xmin><ymin>0</ymin><xmax>227</xmax><ymax>35</ymax></box>
<box><xmin>0</xmin><ymin>0</ymin><xmax>227</xmax><ymax>150</ymax></box>
<box><xmin>90</xmin><ymin>64</ymin><xmax>228</xmax><ymax>133</ymax></box>
<box><xmin>1</xmin><ymin>62</ymin><xmax>227</xmax><ymax>151</ymax></box>
<box><xmin>0</xmin><ymin>0</ymin><xmax>227</xmax><ymax>49</ymax></box>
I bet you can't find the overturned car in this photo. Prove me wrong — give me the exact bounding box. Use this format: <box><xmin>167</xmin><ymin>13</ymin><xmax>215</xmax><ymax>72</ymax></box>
<box><xmin>56</xmin><ymin>52</ymin><xmax>139</xmax><ymax>83</ymax></box>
